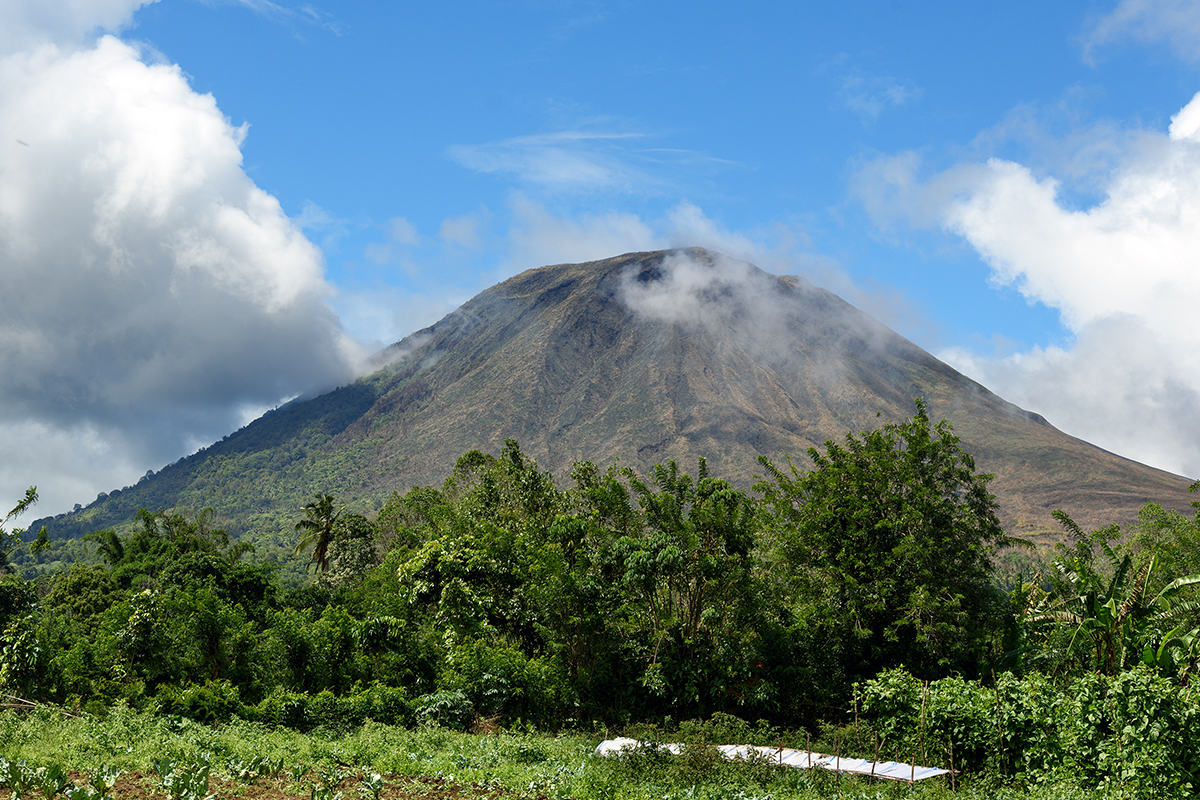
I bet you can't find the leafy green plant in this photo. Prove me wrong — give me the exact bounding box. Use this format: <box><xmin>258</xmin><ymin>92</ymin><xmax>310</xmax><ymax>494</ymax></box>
<box><xmin>1</xmin><ymin>758</ymin><xmax>36</xmax><ymax>800</ymax></box>
<box><xmin>155</xmin><ymin>754</ymin><xmax>212</xmax><ymax>800</ymax></box>
<box><xmin>87</xmin><ymin>766</ymin><xmax>122</xmax><ymax>800</ymax></box>
<box><xmin>317</xmin><ymin>763</ymin><xmax>346</xmax><ymax>791</ymax></box>
<box><xmin>226</xmin><ymin>754</ymin><xmax>283</xmax><ymax>782</ymax></box>
<box><xmin>413</xmin><ymin>690</ymin><xmax>474</xmax><ymax>731</ymax></box>
<box><xmin>35</xmin><ymin>764</ymin><xmax>72</xmax><ymax>800</ymax></box>
<box><xmin>357</xmin><ymin>771</ymin><xmax>385</xmax><ymax>800</ymax></box>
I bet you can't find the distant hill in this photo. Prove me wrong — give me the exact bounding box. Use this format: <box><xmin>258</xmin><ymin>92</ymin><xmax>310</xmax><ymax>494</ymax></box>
<box><xmin>33</xmin><ymin>248</ymin><xmax>1195</xmax><ymax>546</ymax></box>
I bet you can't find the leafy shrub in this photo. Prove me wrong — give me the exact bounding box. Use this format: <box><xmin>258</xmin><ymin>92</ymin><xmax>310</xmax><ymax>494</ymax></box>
<box><xmin>855</xmin><ymin>666</ymin><xmax>922</xmax><ymax>755</ymax></box>
<box><xmin>155</xmin><ymin>680</ymin><xmax>243</xmax><ymax>723</ymax></box>
<box><xmin>994</xmin><ymin>670</ymin><xmax>1063</xmax><ymax>780</ymax></box>
<box><xmin>1064</xmin><ymin>667</ymin><xmax>1200</xmax><ymax>797</ymax></box>
<box><xmin>413</xmin><ymin>689</ymin><xmax>473</xmax><ymax>731</ymax></box>
<box><xmin>925</xmin><ymin>675</ymin><xmax>992</xmax><ymax>772</ymax></box>
<box><xmin>440</xmin><ymin>638</ymin><xmax>574</xmax><ymax>725</ymax></box>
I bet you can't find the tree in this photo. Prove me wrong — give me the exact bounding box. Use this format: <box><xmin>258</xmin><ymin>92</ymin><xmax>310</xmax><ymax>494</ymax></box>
<box><xmin>317</xmin><ymin>513</ymin><xmax>380</xmax><ymax>589</ymax></box>
<box><xmin>294</xmin><ymin>493</ymin><xmax>343</xmax><ymax>573</ymax></box>
<box><xmin>756</xmin><ymin>399</ymin><xmax>1011</xmax><ymax>682</ymax></box>
<box><xmin>85</xmin><ymin>528</ymin><xmax>125</xmax><ymax>567</ymax></box>
<box><xmin>615</xmin><ymin>458</ymin><xmax>762</xmax><ymax>711</ymax></box>
<box><xmin>0</xmin><ymin>487</ymin><xmax>38</xmax><ymax>575</ymax></box>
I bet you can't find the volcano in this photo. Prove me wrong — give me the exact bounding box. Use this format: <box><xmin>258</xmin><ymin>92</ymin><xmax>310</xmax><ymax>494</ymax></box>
<box><xmin>40</xmin><ymin>248</ymin><xmax>1195</xmax><ymax>542</ymax></box>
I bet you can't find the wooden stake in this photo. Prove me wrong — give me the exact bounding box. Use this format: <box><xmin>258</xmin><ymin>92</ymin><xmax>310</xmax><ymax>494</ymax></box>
<box><xmin>994</xmin><ymin>672</ymin><xmax>1004</xmax><ymax>779</ymax></box>
<box><xmin>870</xmin><ymin>730</ymin><xmax>880</xmax><ymax>783</ymax></box>
<box><xmin>854</xmin><ymin>693</ymin><xmax>864</xmax><ymax>756</ymax></box>
<box><xmin>920</xmin><ymin>681</ymin><xmax>929</xmax><ymax>768</ymax></box>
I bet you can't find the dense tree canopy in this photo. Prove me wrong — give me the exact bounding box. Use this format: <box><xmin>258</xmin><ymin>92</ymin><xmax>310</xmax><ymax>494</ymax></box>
<box><xmin>756</xmin><ymin>399</ymin><xmax>1012</xmax><ymax>682</ymax></box>
<box><xmin>0</xmin><ymin>403</ymin><xmax>1197</xmax><ymax>756</ymax></box>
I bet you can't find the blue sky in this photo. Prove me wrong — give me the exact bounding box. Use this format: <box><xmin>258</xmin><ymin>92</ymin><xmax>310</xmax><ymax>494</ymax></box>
<box><xmin>4</xmin><ymin>0</ymin><xmax>1200</xmax><ymax>515</ymax></box>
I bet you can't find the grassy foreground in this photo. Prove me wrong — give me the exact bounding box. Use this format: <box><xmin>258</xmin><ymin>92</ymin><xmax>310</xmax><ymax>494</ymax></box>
<box><xmin>0</xmin><ymin>707</ymin><xmax>1100</xmax><ymax>800</ymax></box>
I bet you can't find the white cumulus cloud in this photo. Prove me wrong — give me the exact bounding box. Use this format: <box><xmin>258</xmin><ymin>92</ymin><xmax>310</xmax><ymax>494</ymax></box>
<box><xmin>0</xmin><ymin>9</ymin><xmax>359</xmax><ymax>515</ymax></box>
<box><xmin>864</xmin><ymin>90</ymin><xmax>1200</xmax><ymax>478</ymax></box>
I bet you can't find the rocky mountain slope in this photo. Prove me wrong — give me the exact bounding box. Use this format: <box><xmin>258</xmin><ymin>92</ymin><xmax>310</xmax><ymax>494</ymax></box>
<box><xmin>37</xmin><ymin>248</ymin><xmax>1195</xmax><ymax>543</ymax></box>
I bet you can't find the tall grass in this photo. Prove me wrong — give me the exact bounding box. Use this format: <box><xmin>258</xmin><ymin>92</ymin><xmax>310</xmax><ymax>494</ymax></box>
<box><xmin>0</xmin><ymin>707</ymin><xmax>1095</xmax><ymax>800</ymax></box>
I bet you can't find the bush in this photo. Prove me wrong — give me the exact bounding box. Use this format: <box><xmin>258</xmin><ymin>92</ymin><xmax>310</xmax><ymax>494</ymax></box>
<box><xmin>154</xmin><ymin>680</ymin><xmax>243</xmax><ymax>723</ymax></box>
<box><xmin>1064</xmin><ymin>667</ymin><xmax>1200</xmax><ymax>797</ymax></box>
<box><xmin>440</xmin><ymin>638</ymin><xmax>574</xmax><ymax>726</ymax></box>
<box><xmin>413</xmin><ymin>690</ymin><xmax>473</xmax><ymax>731</ymax></box>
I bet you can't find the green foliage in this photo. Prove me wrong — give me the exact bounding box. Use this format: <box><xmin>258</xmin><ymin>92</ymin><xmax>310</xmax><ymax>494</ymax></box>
<box><xmin>413</xmin><ymin>689</ymin><xmax>474</xmax><ymax>731</ymax></box>
<box><xmin>0</xmin><ymin>612</ymin><xmax>41</xmax><ymax>696</ymax></box>
<box><xmin>43</xmin><ymin>565</ymin><xmax>119</xmax><ymax>625</ymax></box>
<box><xmin>1019</xmin><ymin>512</ymin><xmax>1200</xmax><ymax>679</ymax></box>
<box><xmin>295</xmin><ymin>494</ymin><xmax>344</xmax><ymax>574</ymax></box>
<box><xmin>156</xmin><ymin>681</ymin><xmax>244</xmax><ymax>724</ymax></box>
<box><xmin>757</xmin><ymin>399</ymin><xmax>1011</xmax><ymax>709</ymax></box>
<box><xmin>11</xmin><ymin>416</ymin><xmax>1200</xmax><ymax>797</ymax></box>
<box><xmin>154</xmin><ymin>753</ymin><xmax>214</xmax><ymax>800</ymax></box>
<box><xmin>0</xmin><ymin>487</ymin><xmax>39</xmax><ymax>576</ymax></box>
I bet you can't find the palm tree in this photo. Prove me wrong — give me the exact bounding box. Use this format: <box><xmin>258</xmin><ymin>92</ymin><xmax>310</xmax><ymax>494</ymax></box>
<box><xmin>0</xmin><ymin>487</ymin><xmax>38</xmax><ymax>575</ymax></box>
<box><xmin>294</xmin><ymin>493</ymin><xmax>343</xmax><ymax>573</ymax></box>
<box><xmin>85</xmin><ymin>528</ymin><xmax>125</xmax><ymax>566</ymax></box>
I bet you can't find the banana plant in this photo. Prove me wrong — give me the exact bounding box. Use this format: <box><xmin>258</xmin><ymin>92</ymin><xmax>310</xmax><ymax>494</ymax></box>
<box><xmin>1028</xmin><ymin>522</ymin><xmax>1200</xmax><ymax>676</ymax></box>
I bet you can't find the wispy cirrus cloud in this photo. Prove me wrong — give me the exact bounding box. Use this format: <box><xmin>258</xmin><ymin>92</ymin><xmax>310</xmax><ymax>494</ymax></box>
<box><xmin>1083</xmin><ymin>0</ymin><xmax>1200</xmax><ymax>63</ymax></box>
<box><xmin>200</xmin><ymin>0</ymin><xmax>347</xmax><ymax>36</ymax></box>
<box><xmin>448</xmin><ymin>129</ymin><xmax>742</xmax><ymax>194</ymax></box>
<box><xmin>823</xmin><ymin>56</ymin><xmax>921</xmax><ymax>123</ymax></box>
<box><xmin>840</xmin><ymin>72</ymin><xmax>920</xmax><ymax>122</ymax></box>
<box><xmin>448</xmin><ymin>130</ymin><xmax>654</xmax><ymax>191</ymax></box>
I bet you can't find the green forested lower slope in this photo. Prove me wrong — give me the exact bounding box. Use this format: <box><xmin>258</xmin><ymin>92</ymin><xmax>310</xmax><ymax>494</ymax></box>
<box><xmin>5</xmin><ymin>405</ymin><xmax>1200</xmax><ymax>797</ymax></box>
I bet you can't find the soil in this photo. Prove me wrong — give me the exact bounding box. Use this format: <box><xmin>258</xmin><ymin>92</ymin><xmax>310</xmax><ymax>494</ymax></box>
<box><xmin>0</xmin><ymin>771</ymin><xmax>559</xmax><ymax>800</ymax></box>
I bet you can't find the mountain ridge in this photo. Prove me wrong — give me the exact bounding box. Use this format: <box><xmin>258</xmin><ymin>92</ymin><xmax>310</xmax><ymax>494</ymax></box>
<box><xmin>33</xmin><ymin>248</ymin><xmax>1194</xmax><ymax>545</ymax></box>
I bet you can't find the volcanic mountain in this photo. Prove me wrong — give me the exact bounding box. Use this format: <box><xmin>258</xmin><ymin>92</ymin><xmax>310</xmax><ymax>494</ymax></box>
<box><xmin>39</xmin><ymin>248</ymin><xmax>1195</xmax><ymax>543</ymax></box>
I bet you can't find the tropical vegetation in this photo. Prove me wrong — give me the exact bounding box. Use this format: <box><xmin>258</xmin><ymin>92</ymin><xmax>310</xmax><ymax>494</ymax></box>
<box><xmin>2</xmin><ymin>402</ymin><xmax>1199</xmax><ymax>798</ymax></box>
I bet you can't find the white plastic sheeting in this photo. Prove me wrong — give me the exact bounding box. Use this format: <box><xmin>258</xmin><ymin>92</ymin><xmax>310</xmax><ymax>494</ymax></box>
<box><xmin>594</xmin><ymin>737</ymin><xmax>951</xmax><ymax>783</ymax></box>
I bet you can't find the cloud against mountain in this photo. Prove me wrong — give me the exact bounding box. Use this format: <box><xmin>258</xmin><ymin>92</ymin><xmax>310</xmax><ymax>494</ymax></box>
<box><xmin>857</xmin><ymin>91</ymin><xmax>1200</xmax><ymax>479</ymax></box>
<box><xmin>0</xmin><ymin>5</ymin><xmax>359</xmax><ymax>513</ymax></box>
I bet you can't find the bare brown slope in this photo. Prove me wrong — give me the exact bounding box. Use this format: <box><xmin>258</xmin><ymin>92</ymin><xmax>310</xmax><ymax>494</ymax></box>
<box><xmin>331</xmin><ymin>248</ymin><xmax>1192</xmax><ymax>537</ymax></box>
<box><xmin>39</xmin><ymin>248</ymin><xmax>1193</xmax><ymax>542</ymax></box>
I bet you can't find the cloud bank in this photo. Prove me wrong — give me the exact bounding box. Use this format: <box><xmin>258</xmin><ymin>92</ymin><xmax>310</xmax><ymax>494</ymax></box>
<box><xmin>859</xmin><ymin>91</ymin><xmax>1200</xmax><ymax>478</ymax></box>
<box><xmin>0</xmin><ymin>5</ymin><xmax>358</xmax><ymax>515</ymax></box>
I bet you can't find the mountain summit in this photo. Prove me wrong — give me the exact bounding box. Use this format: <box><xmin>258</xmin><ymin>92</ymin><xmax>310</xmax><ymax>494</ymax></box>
<box><xmin>43</xmin><ymin>248</ymin><xmax>1194</xmax><ymax>540</ymax></box>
